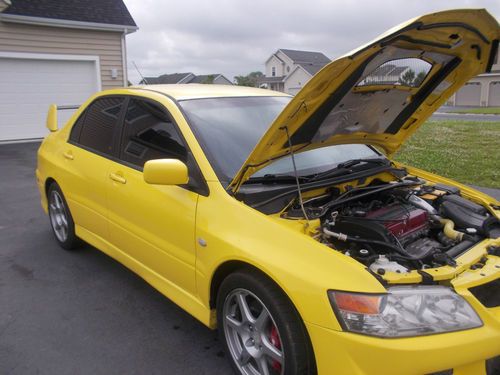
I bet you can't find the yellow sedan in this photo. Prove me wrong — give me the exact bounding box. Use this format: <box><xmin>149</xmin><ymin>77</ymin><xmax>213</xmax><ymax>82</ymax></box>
<box><xmin>37</xmin><ymin>9</ymin><xmax>500</xmax><ymax>375</ymax></box>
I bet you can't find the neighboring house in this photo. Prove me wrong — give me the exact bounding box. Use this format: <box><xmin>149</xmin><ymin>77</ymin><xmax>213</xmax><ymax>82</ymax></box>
<box><xmin>258</xmin><ymin>48</ymin><xmax>331</xmax><ymax>95</ymax></box>
<box><xmin>448</xmin><ymin>49</ymin><xmax>500</xmax><ymax>106</ymax></box>
<box><xmin>140</xmin><ymin>72</ymin><xmax>195</xmax><ymax>84</ymax></box>
<box><xmin>0</xmin><ymin>0</ymin><xmax>137</xmax><ymax>141</ymax></box>
<box><xmin>139</xmin><ymin>73</ymin><xmax>232</xmax><ymax>85</ymax></box>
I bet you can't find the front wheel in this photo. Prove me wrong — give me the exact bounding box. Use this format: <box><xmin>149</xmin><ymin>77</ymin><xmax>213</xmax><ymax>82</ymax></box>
<box><xmin>217</xmin><ymin>270</ymin><xmax>316</xmax><ymax>375</ymax></box>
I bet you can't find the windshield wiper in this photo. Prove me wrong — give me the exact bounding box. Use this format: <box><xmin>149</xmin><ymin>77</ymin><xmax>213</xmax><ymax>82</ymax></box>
<box><xmin>307</xmin><ymin>158</ymin><xmax>390</xmax><ymax>182</ymax></box>
<box><xmin>337</xmin><ymin>158</ymin><xmax>390</xmax><ymax>169</ymax></box>
<box><xmin>245</xmin><ymin>174</ymin><xmax>308</xmax><ymax>184</ymax></box>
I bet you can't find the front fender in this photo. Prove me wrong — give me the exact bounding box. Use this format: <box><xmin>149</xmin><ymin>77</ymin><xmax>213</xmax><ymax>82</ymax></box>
<box><xmin>195</xmin><ymin>181</ymin><xmax>385</xmax><ymax>330</ymax></box>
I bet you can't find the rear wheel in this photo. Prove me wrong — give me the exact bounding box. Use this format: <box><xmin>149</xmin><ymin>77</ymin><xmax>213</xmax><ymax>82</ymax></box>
<box><xmin>47</xmin><ymin>183</ymin><xmax>80</xmax><ymax>250</ymax></box>
<box><xmin>217</xmin><ymin>270</ymin><xmax>316</xmax><ymax>375</ymax></box>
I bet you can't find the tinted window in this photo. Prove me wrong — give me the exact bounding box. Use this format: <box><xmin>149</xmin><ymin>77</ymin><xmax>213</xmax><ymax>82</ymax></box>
<box><xmin>120</xmin><ymin>99</ymin><xmax>188</xmax><ymax>168</ymax></box>
<box><xmin>69</xmin><ymin>111</ymin><xmax>86</xmax><ymax>143</ymax></box>
<box><xmin>79</xmin><ymin>97</ymin><xmax>125</xmax><ymax>155</ymax></box>
<box><xmin>179</xmin><ymin>96</ymin><xmax>291</xmax><ymax>182</ymax></box>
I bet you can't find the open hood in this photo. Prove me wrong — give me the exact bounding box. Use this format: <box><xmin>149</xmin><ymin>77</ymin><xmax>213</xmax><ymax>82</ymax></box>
<box><xmin>229</xmin><ymin>9</ymin><xmax>499</xmax><ymax>192</ymax></box>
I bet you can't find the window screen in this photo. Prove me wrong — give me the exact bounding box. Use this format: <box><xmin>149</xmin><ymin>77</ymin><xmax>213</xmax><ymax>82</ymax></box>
<box><xmin>120</xmin><ymin>99</ymin><xmax>188</xmax><ymax>169</ymax></box>
<box><xmin>79</xmin><ymin>97</ymin><xmax>125</xmax><ymax>155</ymax></box>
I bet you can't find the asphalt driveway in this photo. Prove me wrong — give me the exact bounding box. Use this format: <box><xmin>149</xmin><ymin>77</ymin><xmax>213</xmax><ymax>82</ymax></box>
<box><xmin>0</xmin><ymin>142</ymin><xmax>232</xmax><ymax>374</ymax></box>
<box><xmin>1</xmin><ymin>142</ymin><xmax>499</xmax><ymax>375</ymax></box>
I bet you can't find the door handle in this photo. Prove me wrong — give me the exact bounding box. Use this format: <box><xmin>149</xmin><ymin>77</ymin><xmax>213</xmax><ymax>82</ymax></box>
<box><xmin>109</xmin><ymin>172</ymin><xmax>127</xmax><ymax>184</ymax></box>
<box><xmin>63</xmin><ymin>151</ymin><xmax>74</xmax><ymax>160</ymax></box>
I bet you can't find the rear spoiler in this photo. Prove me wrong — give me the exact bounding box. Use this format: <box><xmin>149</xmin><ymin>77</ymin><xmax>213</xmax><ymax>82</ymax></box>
<box><xmin>46</xmin><ymin>104</ymin><xmax>81</xmax><ymax>132</ymax></box>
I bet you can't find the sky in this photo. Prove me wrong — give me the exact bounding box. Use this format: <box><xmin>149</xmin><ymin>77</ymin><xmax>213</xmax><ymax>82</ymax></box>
<box><xmin>123</xmin><ymin>0</ymin><xmax>500</xmax><ymax>84</ymax></box>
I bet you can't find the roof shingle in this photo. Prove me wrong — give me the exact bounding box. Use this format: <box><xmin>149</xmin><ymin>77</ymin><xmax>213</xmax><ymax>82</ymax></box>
<box><xmin>3</xmin><ymin>0</ymin><xmax>136</xmax><ymax>27</ymax></box>
<box><xmin>279</xmin><ymin>49</ymin><xmax>330</xmax><ymax>65</ymax></box>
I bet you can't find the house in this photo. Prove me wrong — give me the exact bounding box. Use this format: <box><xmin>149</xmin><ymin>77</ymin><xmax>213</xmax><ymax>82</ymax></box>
<box><xmin>258</xmin><ymin>48</ymin><xmax>331</xmax><ymax>94</ymax></box>
<box><xmin>449</xmin><ymin>49</ymin><xmax>500</xmax><ymax>106</ymax></box>
<box><xmin>139</xmin><ymin>73</ymin><xmax>232</xmax><ymax>85</ymax></box>
<box><xmin>0</xmin><ymin>0</ymin><xmax>137</xmax><ymax>141</ymax></box>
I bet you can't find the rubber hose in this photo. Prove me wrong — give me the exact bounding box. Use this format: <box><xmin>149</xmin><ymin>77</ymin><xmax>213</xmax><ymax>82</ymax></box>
<box><xmin>439</xmin><ymin>218</ymin><xmax>464</xmax><ymax>242</ymax></box>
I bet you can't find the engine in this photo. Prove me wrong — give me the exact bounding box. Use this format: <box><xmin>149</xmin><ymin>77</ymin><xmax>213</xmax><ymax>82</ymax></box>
<box><xmin>285</xmin><ymin>180</ymin><xmax>500</xmax><ymax>273</ymax></box>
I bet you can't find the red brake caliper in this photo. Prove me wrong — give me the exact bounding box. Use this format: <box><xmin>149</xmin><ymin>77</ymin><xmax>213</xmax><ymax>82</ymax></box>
<box><xmin>269</xmin><ymin>325</ymin><xmax>282</xmax><ymax>372</ymax></box>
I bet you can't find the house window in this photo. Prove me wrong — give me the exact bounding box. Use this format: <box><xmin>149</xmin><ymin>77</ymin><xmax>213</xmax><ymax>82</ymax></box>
<box><xmin>287</xmin><ymin>66</ymin><xmax>291</xmax><ymax>73</ymax></box>
<box><xmin>272</xmin><ymin>67</ymin><xmax>276</xmax><ymax>77</ymax></box>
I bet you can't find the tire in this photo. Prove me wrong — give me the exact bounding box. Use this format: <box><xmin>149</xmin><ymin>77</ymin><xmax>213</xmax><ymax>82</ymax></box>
<box><xmin>47</xmin><ymin>182</ymin><xmax>80</xmax><ymax>250</ymax></box>
<box><xmin>216</xmin><ymin>269</ymin><xmax>316</xmax><ymax>375</ymax></box>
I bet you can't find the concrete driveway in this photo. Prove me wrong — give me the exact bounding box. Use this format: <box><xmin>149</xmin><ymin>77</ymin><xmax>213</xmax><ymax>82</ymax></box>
<box><xmin>0</xmin><ymin>142</ymin><xmax>232</xmax><ymax>374</ymax></box>
<box><xmin>1</xmin><ymin>142</ymin><xmax>499</xmax><ymax>375</ymax></box>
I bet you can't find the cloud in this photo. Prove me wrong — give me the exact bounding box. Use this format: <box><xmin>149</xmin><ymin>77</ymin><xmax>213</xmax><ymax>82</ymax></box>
<box><xmin>123</xmin><ymin>0</ymin><xmax>500</xmax><ymax>84</ymax></box>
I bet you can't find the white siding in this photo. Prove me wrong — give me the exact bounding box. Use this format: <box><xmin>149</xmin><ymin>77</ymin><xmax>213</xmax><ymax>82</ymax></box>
<box><xmin>284</xmin><ymin>67</ymin><xmax>311</xmax><ymax>95</ymax></box>
<box><xmin>0</xmin><ymin>21</ymin><xmax>125</xmax><ymax>89</ymax></box>
<box><xmin>214</xmin><ymin>75</ymin><xmax>232</xmax><ymax>85</ymax></box>
<box><xmin>489</xmin><ymin>82</ymin><xmax>500</xmax><ymax>106</ymax></box>
<box><xmin>265</xmin><ymin>54</ymin><xmax>284</xmax><ymax>77</ymax></box>
<box><xmin>275</xmin><ymin>50</ymin><xmax>294</xmax><ymax>73</ymax></box>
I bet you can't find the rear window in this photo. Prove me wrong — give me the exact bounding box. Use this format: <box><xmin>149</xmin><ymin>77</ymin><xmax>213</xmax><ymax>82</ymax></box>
<box><xmin>73</xmin><ymin>97</ymin><xmax>125</xmax><ymax>155</ymax></box>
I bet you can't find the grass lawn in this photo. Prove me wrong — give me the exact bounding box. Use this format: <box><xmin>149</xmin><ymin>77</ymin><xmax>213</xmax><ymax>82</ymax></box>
<box><xmin>394</xmin><ymin>120</ymin><xmax>500</xmax><ymax>188</ymax></box>
<box><xmin>451</xmin><ymin>107</ymin><xmax>500</xmax><ymax>114</ymax></box>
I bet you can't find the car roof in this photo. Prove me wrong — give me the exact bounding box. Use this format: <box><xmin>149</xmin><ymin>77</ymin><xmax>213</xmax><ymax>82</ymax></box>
<box><xmin>129</xmin><ymin>84</ymin><xmax>290</xmax><ymax>100</ymax></box>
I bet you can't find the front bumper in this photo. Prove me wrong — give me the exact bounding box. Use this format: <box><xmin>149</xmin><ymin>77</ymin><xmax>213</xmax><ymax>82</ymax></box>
<box><xmin>307</xmin><ymin>254</ymin><xmax>500</xmax><ymax>375</ymax></box>
<box><xmin>306</xmin><ymin>318</ymin><xmax>500</xmax><ymax>375</ymax></box>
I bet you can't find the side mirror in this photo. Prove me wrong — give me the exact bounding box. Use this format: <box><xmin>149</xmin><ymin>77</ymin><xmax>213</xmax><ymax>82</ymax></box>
<box><xmin>46</xmin><ymin>104</ymin><xmax>58</xmax><ymax>132</ymax></box>
<box><xmin>143</xmin><ymin>159</ymin><xmax>189</xmax><ymax>186</ymax></box>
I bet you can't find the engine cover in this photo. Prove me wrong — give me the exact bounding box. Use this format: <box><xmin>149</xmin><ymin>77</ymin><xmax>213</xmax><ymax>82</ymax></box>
<box><xmin>365</xmin><ymin>203</ymin><xmax>429</xmax><ymax>243</ymax></box>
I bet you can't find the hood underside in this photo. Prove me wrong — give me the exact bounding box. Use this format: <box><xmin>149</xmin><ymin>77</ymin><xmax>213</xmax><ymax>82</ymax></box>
<box><xmin>230</xmin><ymin>9</ymin><xmax>500</xmax><ymax>192</ymax></box>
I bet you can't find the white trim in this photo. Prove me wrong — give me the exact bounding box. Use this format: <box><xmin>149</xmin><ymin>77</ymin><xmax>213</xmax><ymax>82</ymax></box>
<box><xmin>476</xmin><ymin>72</ymin><xmax>500</xmax><ymax>78</ymax></box>
<box><xmin>0</xmin><ymin>13</ymin><xmax>138</xmax><ymax>34</ymax></box>
<box><xmin>178</xmin><ymin>73</ymin><xmax>195</xmax><ymax>84</ymax></box>
<box><xmin>264</xmin><ymin>51</ymin><xmax>283</xmax><ymax>65</ymax></box>
<box><xmin>0</xmin><ymin>138</ymin><xmax>42</xmax><ymax>145</ymax></box>
<box><xmin>0</xmin><ymin>51</ymin><xmax>101</xmax><ymax>90</ymax></box>
<box><xmin>121</xmin><ymin>32</ymin><xmax>128</xmax><ymax>86</ymax></box>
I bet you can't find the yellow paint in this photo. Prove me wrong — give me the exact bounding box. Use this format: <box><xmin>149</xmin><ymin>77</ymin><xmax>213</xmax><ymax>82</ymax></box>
<box><xmin>143</xmin><ymin>159</ymin><xmax>189</xmax><ymax>185</ymax></box>
<box><xmin>35</xmin><ymin>9</ymin><xmax>500</xmax><ymax>374</ymax></box>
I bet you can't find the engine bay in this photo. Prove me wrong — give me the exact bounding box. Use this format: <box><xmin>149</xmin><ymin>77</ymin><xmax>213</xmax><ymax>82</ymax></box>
<box><xmin>283</xmin><ymin>178</ymin><xmax>500</xmax><ymax>274</ymax></box>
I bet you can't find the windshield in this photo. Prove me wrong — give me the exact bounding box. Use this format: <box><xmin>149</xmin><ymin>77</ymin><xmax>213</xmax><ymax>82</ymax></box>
<box><xmin>180</xmin><ymin>96</ymin><xmax>291</xmax><ymax>181</ymax></box>
<box><xmin>253</xmin><ymin>144</ymin><xmax>381</xmax><ymax>178</ymax></box>
<box><xmin>180</xmin><ymin>96</ymin><xmax>382</xmax><ymax>183</ymax></box>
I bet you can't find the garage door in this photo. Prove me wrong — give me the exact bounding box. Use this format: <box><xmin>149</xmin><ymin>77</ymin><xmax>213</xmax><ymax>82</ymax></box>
<box><xmin>0</xmin><ymin>55</ymin><xmax>99</xmax><ymax>141</ymax></box>
<box><xmin>489</xmin><ymin>82</ymin><xmax>500</xmax><ymax>106</ymax></box>
<box><xmin>454</xmin><ymin>82</ymin><xmax>481</xmax><ymax>106</ymax></box>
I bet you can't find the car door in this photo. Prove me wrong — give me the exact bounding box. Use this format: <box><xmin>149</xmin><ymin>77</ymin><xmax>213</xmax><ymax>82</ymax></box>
<box><xmin>106</xmin><ymin>97</ymin><xmax>202</xmax><ymax>295</ymax></box>
<box><xmin>60</xmin><ymin>96</ymin><xmax>126</xmax><ymax>239</ymax></box>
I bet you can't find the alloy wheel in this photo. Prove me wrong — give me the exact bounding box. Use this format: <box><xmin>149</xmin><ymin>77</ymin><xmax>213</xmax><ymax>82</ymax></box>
<box><xmin>49</xmin><ymin>190</ymin><xmax>69</xmax><ymax>242</ymax></box>
<box><xmin>223</xmin><ymin>288</ymin><xmax>285</xmax><ymax>375</ymax></box>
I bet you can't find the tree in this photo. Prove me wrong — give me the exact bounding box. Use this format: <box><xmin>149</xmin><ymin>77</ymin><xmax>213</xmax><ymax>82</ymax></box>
<box><xmin>234</xmin><ymin>71</ymin><xmax>264</xmax><ymax>87</ymax></box>
<box><xmin>414</xmin><ymin>71</ymin><xmax>427</xmax><ymax>86</ymax></box>
<box><xmin>201</xmin><ymin>75</ymin><xmax>215</xmax><ymax>84</ymax></box>
<box><xmin>398</xmin><ymin>69</ymin><xmax>416</xmax><ymax>86</ymax></box>
<box><xmin>398</xmin><ymin>69</ymin><xmax>427</xmax><ymax>87</ymax></box>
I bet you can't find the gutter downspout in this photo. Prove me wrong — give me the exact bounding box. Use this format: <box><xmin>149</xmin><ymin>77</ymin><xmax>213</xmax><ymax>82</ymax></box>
<box><xmin>121</xmin><ymin>29</ymin><xmax>128</xmax><ymax>87</ymax></box>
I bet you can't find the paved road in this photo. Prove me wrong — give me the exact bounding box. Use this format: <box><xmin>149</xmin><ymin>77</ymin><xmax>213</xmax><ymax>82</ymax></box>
<box><xmin>431</xmin><ymin>112</ymin><xmax>500</xmax><ymax>122</ymax></box>
<box><xmin>0</xmin><ymin>142</ymin><xmax>232</xmax><ymax>375</ymax></box>
<box><xmin>0</xmin><ymin>142</ymin><xmax>498</xmax><ymax>375</ymax></box>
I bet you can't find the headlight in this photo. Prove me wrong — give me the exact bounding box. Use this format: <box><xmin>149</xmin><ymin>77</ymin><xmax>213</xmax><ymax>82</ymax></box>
<box><xmin>328</xmin><ymin>286</ymin><xmax>482</xmax><ymax>338</ymax></box>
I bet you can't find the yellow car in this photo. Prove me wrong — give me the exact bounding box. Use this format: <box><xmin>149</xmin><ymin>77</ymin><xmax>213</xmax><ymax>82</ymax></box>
<box><xmin>37</xmin><ymin>9</ymin><xmax>500</xmax><ymax>375</ymax></box>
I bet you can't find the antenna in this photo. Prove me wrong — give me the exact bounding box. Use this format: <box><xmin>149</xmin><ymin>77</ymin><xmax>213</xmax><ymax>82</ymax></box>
<box><xmin>133</xmin><ymin>61</ymin><xmax>148</xmax><ymax>84</ymax></box>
